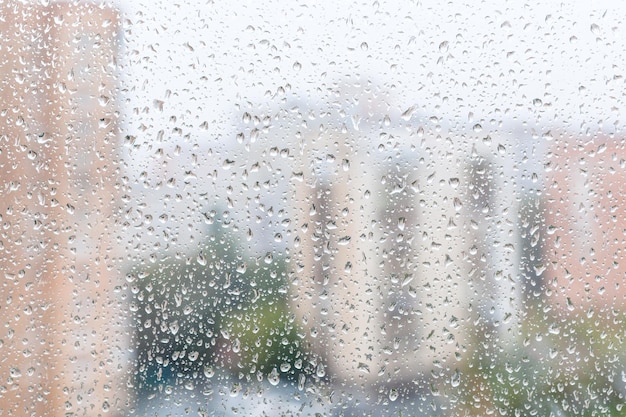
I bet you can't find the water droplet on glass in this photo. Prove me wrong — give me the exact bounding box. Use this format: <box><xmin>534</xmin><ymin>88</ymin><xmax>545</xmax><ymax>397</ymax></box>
<box><xmin>389</xmin><ymin>388</ymin><xmax>399</xmax><ymax>401</ymax></box>
<box><xmin>401</xmin><ymin>105</ymin><xmax>416</xmax><ymax>121</ymax></box>
<box><xmin>338</xmin><ymin>236</ymin><xmax>351</xmax><ymax>245</ymax></box>
<box><xmin>204</xmin><ymin>365</ymin><xmax>215</xmax><ymax>378</ymax></box>
<box><xmin>230</xmin><ymin>383</ymin><xmax>242</xmax><ymax>397</ymax></box>
<box><xmin>451</xmin><ymin>369</ymin><xmax>461</xmax><ymax>387</ymax></box>
<box><xmin>98</xmin><ymin>95</ymin><xmax>110</xmax><ymax>107</ymax></box>
<box><xmin>453</xmin><ymin>197</ymin><xmax>463</xmax><ymax>211</ymax></box>
<box><xmin>533</xmin><ymin>263</ymin><xmax>546</xmax><ymax>276</ymax></box>
<box><xmin>268</xmin><ymin>368</ymin><xmax>280</xmax><ymax>386</ymax></box>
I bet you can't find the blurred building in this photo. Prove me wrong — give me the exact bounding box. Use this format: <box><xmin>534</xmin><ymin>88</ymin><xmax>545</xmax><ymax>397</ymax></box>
<box><xmin>0</xmin><ymin>2</ymin><xmax>127</xmax><ymax>416</ymax></box>
<box><xmin>288</xmin><ymin>96</ymin><xmax>522</xmax><ymax>396</ymax></box>
<box><xmin>544</xmin><ymin>136</ymin><xmax>626</xmax><ymax>315</ymax></box>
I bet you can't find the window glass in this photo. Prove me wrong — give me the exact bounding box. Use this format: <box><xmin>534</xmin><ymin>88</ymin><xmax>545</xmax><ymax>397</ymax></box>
<box><xmin>1</xmin><ymin>1</ymin><xmax>625</xmax><ymax>416</ymax></box>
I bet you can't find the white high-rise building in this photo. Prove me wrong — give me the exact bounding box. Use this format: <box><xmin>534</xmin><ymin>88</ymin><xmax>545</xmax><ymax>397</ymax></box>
<box><xmin>288</xmin><ymin>93</ymin><xmax>522</xmax><ymax>396</ymax></box>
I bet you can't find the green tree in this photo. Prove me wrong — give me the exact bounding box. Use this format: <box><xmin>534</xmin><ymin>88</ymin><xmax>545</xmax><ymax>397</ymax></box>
<box><xmin>129</xmin><ymin>221</ymin><xmax>309</xmax><ymax>394</ymax></box>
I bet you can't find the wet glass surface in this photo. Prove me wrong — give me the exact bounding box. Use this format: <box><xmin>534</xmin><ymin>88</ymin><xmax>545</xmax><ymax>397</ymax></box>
<box><xmin>1</xmin><ymin>1</ymin><xmax>625</xmax><ymax>416</ymax></box>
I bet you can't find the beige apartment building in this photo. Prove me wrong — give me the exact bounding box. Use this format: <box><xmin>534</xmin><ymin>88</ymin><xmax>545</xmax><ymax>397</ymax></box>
<box><xmin>0</xmin><ymin>3</ymin><xmax>127</xmax><ymax>416</ymax></box>
<box><xmin>288</xmin><ymin>105</ymin><xmax>522</xmax><ymax>395</ymax></box>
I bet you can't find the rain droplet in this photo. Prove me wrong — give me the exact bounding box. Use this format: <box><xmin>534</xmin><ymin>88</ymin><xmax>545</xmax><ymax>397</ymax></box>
<box><xmin>451</xmin><ymin>369</ymin><xmax>461</xmax><ymax>387</ymax></box>
<box><xmin>98</xmin><ymin>95</ymin><xmax>110</xmax><ymax>107</ymax></box>
<box><xmin>268</xmin><ymin>368</ymin><xmax>280</xmax><ymax>386</ymax></box>
<box><xmin>204</xmin><ymin>365</ymin><xmax>215</xmax><ymax>378</ymax></box>
<box><xmin>230</xmin><ymin>383</ymin><xmax>242</xmax><ymax>397</ymax></box>
<box><xmin>533</xmin><ymin>263</ymin><xmax>546</xmax><ymax>276</ymax></box>
<box><xmin>338</xmin><ymin>236</ymin><xmax>351</xmax><ymax>245</ymax></box>
<box><xmin>357</xmin><ymin>362</ymin><xmax>370</xmax><ymax>373</ymax></box>
<box><xmin>389</xmin><ymin>388</ymin><xmax>399</xmax><ymax>401</ymax></box>
<box><xmin>401</xmin><ymin>105</ymin><xmax>416</xmax><ymax>121</ymax></box>
<box><xmin>548</xmin><ymin>323</ymin><xmax>560</xmax><ymax>335</ymax></box>
<box><xmin>453</xmin><ymin>197</ymin><xmax>463</xmax><ymax>211</ymax></box>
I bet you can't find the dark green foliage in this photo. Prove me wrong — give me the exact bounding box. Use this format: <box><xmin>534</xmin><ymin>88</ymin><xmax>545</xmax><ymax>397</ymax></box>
<box><xmin>130</xmin><ymin>225</ymin><xmax>307</xmax><ymax>393</ymax></box>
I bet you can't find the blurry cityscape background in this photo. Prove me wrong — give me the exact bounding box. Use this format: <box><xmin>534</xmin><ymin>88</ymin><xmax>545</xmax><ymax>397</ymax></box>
<box><xmin>1</xmin><ymin>1</ymin><xmax>625</xmax><ymax>416</ymax></box>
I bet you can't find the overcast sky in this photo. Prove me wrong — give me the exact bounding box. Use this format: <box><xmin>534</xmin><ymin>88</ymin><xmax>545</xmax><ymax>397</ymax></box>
<box><xmin>108</xmin><ymin>0</ymin><xmax>626</xmax><ymax>260</ymax></box>
<box><xmin>116</xmin><ymin>0</ymin><xmax>625</xmax><ymax>135</ymax></box>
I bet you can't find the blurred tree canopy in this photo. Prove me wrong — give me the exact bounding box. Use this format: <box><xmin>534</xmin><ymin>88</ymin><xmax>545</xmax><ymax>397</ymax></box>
<box><xmin>128</xmin><ymin>221</ymin><xmax>309</xmax><ymax>394</ymax></box>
